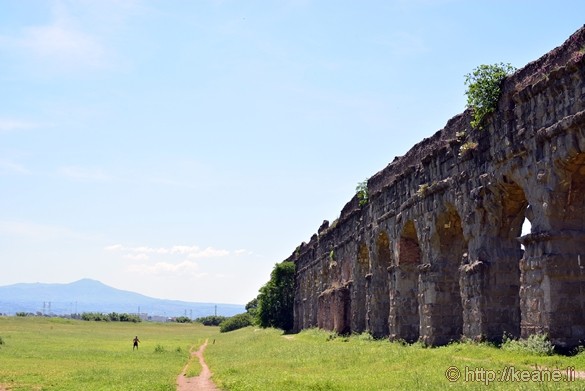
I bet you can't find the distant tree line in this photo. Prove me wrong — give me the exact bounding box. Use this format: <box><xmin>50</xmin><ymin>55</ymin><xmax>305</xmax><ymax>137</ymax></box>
<box><xmin>173</xmin><ymin>316</ymin><xmax>193</xmax><ymax>323</ymax></box>
<box><xmin>81</xmin><ymin>312</ymin><xmax>142</xmax><ymax>323</ymax></box>
<box><xmin>219</xmin><ymin>313</ymin><xmax>253</xmax><ymax>332</ymax></box>
<box><xmin>195</xmin><ymin>315</ymin><xmax>228</xmax><ymax>326</ymax></box>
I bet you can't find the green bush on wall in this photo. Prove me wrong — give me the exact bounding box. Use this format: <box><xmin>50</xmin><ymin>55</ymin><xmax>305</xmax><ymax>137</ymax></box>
<box><xmin>356</xmin><ymin>179</ymin><xmax>369</xmax><ymax>207</ymax></box>
<box><xmin>465</xmin><ymin>63</ymin><xmax>516</xmax><ymax>129</ymax></box>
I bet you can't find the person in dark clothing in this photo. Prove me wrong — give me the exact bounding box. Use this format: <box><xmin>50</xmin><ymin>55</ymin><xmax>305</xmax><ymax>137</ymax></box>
<box><xmin>133</xmin><ymin>336</ymin><xmax>140</xmax><ymax>350</ymax></box>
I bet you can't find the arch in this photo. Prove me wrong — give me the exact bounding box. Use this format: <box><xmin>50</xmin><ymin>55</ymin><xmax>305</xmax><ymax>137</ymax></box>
<box><xmin>421</xmin><ymin>206</ymin><xmax>466</xmax><ymax>345</ymax></box>
<box><xmin>399</xmin><ymin>220</ymin><xmax>421</xmax><ymax>264</ymax></box>
<box><xmin>466</xmin><ymin>179</ymin><xmax>527</xmax><ymax>341</ymax></box>
<box><xmin>498</xmin><ymin>180</ymin><xmax>528</xmax><ymax>339</ymax></box>
<box><xmin>501</xmin><ymin>179</ymin><xmax>529</xmax><ymax>239</ymax></box>
<box><xmin>389</xmin><ymin>220</ymin><xmax>421</xmax><ymax>343</ymax></box>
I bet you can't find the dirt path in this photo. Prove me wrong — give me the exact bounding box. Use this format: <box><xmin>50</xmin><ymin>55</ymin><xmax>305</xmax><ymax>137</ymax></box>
<box><xmin>176</xmin><ymin>339</ymin><xmax>219</xmax><ymax>391</ymax></box>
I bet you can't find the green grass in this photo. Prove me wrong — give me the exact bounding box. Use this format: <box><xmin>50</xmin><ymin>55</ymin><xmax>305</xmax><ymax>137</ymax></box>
<box><xmin>0</xmin><ymin>316</ymin><xmax>217</xmax><ymax>390</ymax></box>
<box><xmin>206</xmin><ymin>327</ymin><xmax>585</xmax><ymax>391</ymax></box>
<box><xmin>4</xmin><ymin>318</ymin><xmax>585</xmax><ymax>390</ymax></box>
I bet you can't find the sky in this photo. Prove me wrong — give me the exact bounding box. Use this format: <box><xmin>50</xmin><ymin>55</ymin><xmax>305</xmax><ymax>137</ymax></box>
<box><xmin>1</xmin><ymin>0</ymin><xmax>584</xmax><ymax>305</ymax></box>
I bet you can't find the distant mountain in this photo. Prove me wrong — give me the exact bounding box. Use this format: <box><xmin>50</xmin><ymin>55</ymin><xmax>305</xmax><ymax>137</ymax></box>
<box><xmin>0</xmin><ymin>279</ymin><xmax>244</xmax><ymax>319</ymax></box>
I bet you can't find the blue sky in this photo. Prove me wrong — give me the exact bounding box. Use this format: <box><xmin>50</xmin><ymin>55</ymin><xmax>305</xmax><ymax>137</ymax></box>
<box><xmin>1</xmin><ymin>0</ymin><xmax>583</xmax><ymax>305</ymax></box>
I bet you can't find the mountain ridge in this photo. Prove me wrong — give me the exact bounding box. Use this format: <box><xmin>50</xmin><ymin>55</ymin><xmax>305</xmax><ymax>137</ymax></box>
<box><xmin>0</xmin><ymin>278</ymin><xmax>244</xmax><ymax>318</ymax></box>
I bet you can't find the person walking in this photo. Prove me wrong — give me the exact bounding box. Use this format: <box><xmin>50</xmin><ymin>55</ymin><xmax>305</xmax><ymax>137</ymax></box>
<box><xmin>133</xmin><ymin>336</ymin><xmax>140</xmax><ymax>350</ymax></box>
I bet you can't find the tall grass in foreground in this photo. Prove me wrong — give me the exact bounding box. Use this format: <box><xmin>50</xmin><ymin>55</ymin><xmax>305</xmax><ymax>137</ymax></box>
<box><xmin>0</xmin><ymin>316</ymin><xmax>217</xmax><ymax>390</ymax></box>
<box><xmin>205</xmin><ymin>327</ymin><xmax>585</xmax><ymax>391</ymax></box>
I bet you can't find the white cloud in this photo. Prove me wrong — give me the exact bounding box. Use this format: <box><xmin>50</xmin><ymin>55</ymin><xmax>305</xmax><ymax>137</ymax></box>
<box><xmin>0</xmin><ymin>119</ymin><xmax>40</xmax><ymax>133</ymax></box>
<box><xmin>105</xmin><ymin>244</ymin><xmax>235</xmax><ymax>261</ymax></box>
<box><xmin>147</xmin><ymin>177</ymin><xmax>198</xmax><ymax>189</ymax></box>
<box><xmin>21</xmin><ymin>23</ymin><xmax>107</xmax><ymax>69</ymax></box>
<box><xmin>0</xmin><ymin>0</ymin><xmax>115</xmax><ymax>73</ymax></box>
<box><xmin>105</xmin><ymin>244</ymin><xmax>124</xmax><ymax>251</ymax></box>
<box><xmin>0</xmin><ymin>220</ymin><xmax>84</xmax><ymax>240</ymax></box>
<box><xmin>235</xmin><ymin>249</ymin><xmax>253</xmax><ymax>256</ymax></box>
<box><xmin>396</xmin><ymin>0</ymin><xmax>459</xmax><ymax>8</ymax></box>
<box><xmin>127</xmin><ymin>260</ymin><xmax>208</xmax><ymax>277</ymax></box>
<box><xmin>0</xmin><ymin>159</ymin><xmax>31</xmax><ymax>175</ymax></box>
<box><xmin>112</xmin><ymin>244</ymin><xmax>235</xmax><ymax>278</ymax></box>
<box><xmin>188</xmin><ymin>247</ymin><xmax>230</xmax><ymax>259</ymax></box>
<box><xmin>123</xmin><ymin>253</ymin><xmax>149</xmax><ymax>261</ymax></box>
<box><xmin>58</xmin><ymin>166</ymin><xmax>112</xmax><ymax>182</ymax></box>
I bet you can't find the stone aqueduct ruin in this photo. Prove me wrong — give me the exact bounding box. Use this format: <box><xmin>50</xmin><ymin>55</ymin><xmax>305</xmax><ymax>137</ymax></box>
<box><xmin>286</xmin><ymin>26</ymin><xmax>585</xmax><ymax>347</ymax></box>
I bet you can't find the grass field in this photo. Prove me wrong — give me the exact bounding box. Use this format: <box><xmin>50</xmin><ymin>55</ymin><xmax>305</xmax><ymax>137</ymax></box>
<box><xmin>0</xmin><ymin>316</ymin><xmax>217</xmax><ymax>391</ymax></box>
<box><xmin>3</xmin><ymin>318</ymin><xmax>585</xmax><ymax>391</ymax></box>
<box><xmin>206</xmin><ymin>327</ymin><xmax>585</xmax><ymax>391</ymax></box>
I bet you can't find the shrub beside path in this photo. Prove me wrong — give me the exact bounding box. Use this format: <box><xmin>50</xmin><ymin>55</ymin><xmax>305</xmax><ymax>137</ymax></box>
<box><xmin>177</xmin><ymin>339</ymin><xmax>219</xmax><ymax>391</ymax></box>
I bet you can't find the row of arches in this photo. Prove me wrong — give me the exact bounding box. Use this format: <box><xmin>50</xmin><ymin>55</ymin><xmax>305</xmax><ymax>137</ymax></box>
<box><xmin>358</xmin><ymin>184</ymin><xmax>532</xmax><ymax>345</ymax></box>
<box><xmin>296</xmin><ymin>148</ymin><xmax>585</xmax><ymax>346</ymax></box>
<box><xmin>382</xmin><ymin>207</ymin><xmax>469</xmax><ymax>344</ymax></box>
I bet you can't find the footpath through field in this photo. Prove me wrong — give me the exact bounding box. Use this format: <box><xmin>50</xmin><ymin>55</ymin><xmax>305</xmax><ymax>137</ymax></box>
<box><xmin>177</xmin><ymin>339</ymin><xmax>219</xmax><ymax>391</ymax></box>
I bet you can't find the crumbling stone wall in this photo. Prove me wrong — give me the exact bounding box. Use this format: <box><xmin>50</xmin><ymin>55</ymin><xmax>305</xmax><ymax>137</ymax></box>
<box><xmin>288</xmin><ymin>25</ymin><xmax>585</xmax><ymax>347</ymax></box>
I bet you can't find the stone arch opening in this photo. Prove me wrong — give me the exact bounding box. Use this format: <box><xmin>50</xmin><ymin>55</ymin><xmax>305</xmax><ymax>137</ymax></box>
<box><xmin>502</xmin><ymin>181</ymin><xmax>530</xmax><ymax>240</ymax></box>
<box><xmin>422</xmin><ymin>206</ymin><xmax>466</xmax><ymax>345</ymax></box>
<box><xmin>390</xmin><ymin>220</ymin><xmax>421</xmax><ymax>343</ymax></box>
<box><xmin>520</xmin><ymin>218</ymin><xmax>532</xmax><ymax>250</ymax></box>
<box><xmin>367</xmin><ymin>231</ymin><xmax>392</xmax><ymax>338</ymax></box>
<box><xmin>495</xmin><ymin>179</ymin><xmax>529</xmax><ymax>340</ymax></box>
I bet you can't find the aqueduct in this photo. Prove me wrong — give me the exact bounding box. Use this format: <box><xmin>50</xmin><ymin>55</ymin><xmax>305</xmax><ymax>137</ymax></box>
<box><xmin>287</xmin><ymin>26</ymin><xmax>585</xmax><ymax>347</ymax></box>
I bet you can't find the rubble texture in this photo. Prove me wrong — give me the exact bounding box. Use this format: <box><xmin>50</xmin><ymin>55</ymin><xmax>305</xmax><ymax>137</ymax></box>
<box><xmin>287</xmin><ymin>26</ymin><xmax>585</xmax><ymax>347</ymax></box>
